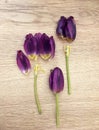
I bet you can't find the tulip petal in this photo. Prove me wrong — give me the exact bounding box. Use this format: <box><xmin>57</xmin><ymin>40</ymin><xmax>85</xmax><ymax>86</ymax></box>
<box><xmin>56</xmin><ymin>16</ymin><xmax>67</xmax><ymax>37</ymax></box>
<box><xmin>66</xmin><ymin>16</ymin><xmax>76</xmax><ymax>41</ymax></box>
<box><xmin>41</xmin><ymin>33</ymin><xmax>51</xmax><ymax>53</ymax></box>
<box><xmin>50</xmin><ymin>36</ymin><xmax>55</xmax><ymax>58</ymax></box>
<box><xmin>49</xmin><ymin>67</ymin><xmax>64</xmax><ymax>93</ymax></box>
<box><xmin>24</xmin><ymin>33</ymin><xmax>39</xmax><ymax>60</ymax></box>
<box><xmin>16</xmin><ymin>50</ymin><xmax>31</xmax><ymax>74</ymax></box>
<box><xmin>40</xmin><ymin>33</ymin><xmax>52</xmax><ymax>60</ymax></box>
<box><xmin>34</xmin><ymin>33</ymin><xmax>42</xmax><ymax>41</ymax></box>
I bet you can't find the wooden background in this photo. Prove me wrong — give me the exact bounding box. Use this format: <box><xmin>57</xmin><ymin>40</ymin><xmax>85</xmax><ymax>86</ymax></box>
<box><xmin>0</xmin><ymin>0</ymin><xmax>99</xmax><ymax>130</ymax></box>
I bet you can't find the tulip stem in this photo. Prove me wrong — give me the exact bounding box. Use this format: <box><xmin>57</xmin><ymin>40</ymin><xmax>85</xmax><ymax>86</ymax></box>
<box><xmin>64</xmin><ymin>46</ymin><xmax>71</xmax><ymax>95</ymax></box>
<box><xmin>34</xmin><ymin>65</ymin><xmax>42</xmax><ymax>114</ymax></box>
<box><xmin>55</xmin><ymin>93</ymin><xmax>59</xmax><ymax>127</ymax></box>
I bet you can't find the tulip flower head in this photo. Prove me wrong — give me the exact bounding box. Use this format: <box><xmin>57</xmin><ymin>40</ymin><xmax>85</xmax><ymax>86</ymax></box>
<box><xmin>49</xmin><ymin>67</ymin><xmax>64</xmax><ymax>93</ymax></box>
<box><xmin>16</xmin><ymin>50</ymin><xmax>31</xmax><ymax>74</ymax></box>
<box><xmin>56</xmin><ymin>16</ymin><xmax>76</xmax><ymax>42</ymax></box>
<box><xmin>49</xmin><ymin>67</ymin><xmax>64</xmax><ymax>127</ymax></box>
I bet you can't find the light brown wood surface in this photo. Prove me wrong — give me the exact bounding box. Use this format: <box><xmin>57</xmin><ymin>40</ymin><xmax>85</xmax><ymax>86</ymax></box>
<box><xmin>0</xmin><ymin>0</ymin><xmax>99</xmax><ymax>130</ymax></box>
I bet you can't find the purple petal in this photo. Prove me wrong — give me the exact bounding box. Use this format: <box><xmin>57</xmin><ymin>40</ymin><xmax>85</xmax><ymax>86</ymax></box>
<box><xmin>34</xmin><ymin>33</ymin><xmax>42</xmax><ymax>41</ymax></box>
<box><xmin>49</xmin><ymin>67</ymin><xmax>64</xmax><ymax>93</ymax></box>
<box><xmin>66</xmin><ymin>16</ymin><xmax>76</xmax><ymax>41</ymax></box>
<box><xmin>56</xmin><ymin>16</ymin><xmax>67</xmax><ymax>37</ymax></box>
<box><xmin>25</xmin><ymin>33</ymin><xmax>33</xmax><ymax>40</ymax></box>
<box><xmin>34</xmin><ymin>33</ymin><xmax>42</xmax><ymax>54</ymax></box>
<box><xmin>56</xmin><ymin>16</ymin><xmax>76</xmax><ymax>41</ymax></box>
<box><xmin>24</xmin><ymin>33</ymin><xmax>39</xmax><ymax>56</ymax></box>
<box><xmin>40</xmin><ymin>33</ymin><xmax>55</xmax><ymax>60</ymax></box>
<box><xmin>16</xmin><ymin>50</ymin><xmax>31</xmax><ymax>74</ymax></box>
<box><xmin>40</xmin><ymin>33</ymin><xmax>51</xmax><ymax>60</ymax></box>
<box><xmin>41</xmin><ymin>33</ymin><xmax>51</xmax><ymax>53</ymax></box>
<box><xmin>50</xmin><ymin>36</ymin><xmax>55</xmax><ymax>58</ymax></box>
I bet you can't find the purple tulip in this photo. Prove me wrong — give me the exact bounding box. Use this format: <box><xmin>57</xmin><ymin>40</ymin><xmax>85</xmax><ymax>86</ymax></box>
<box><xmin>16</xmin><ymin>50</ymin><xmax>31</xmax><ymax>74</ymax></box>
<box><xmin>24</xmin><ymin>33</ymin><xmax>40</xmax><ymax>60</ymax></box>
<box><xmin>40</xmin><ymin>33</ymin><xmax>55</xmax><ymax>60</ymax></box>
<box><xmin>56</xmin><ymin>16</ymin><xmax>76</xmax><ymax>95</ymax></box>
<box><xmin>49</xmin><ymin>67</ymin><xmax>64</xmax><ymax>126</ymax></box>
<box><xmin>56</xmin><ymin>16</ymin><xmax>76</xmax><ymax>42</ymax></box>
<box><xmin>49</xmin><ymin>67</ymin><xmax>64</xmax><ymax>93</ymax></box>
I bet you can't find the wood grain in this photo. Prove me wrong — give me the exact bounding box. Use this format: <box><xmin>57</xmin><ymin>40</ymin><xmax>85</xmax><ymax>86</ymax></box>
<box><xmin>0</xmin><ymin>0</ymin><xmax>99</xmax><ymax>130</ymax></box>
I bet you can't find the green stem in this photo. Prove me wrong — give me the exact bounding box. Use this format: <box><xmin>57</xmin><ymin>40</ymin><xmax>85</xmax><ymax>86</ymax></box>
<box><xmin>55</xmin><ymin>93</ymin><xmax>59</xmax><ymax>127</ymax></box>
<box><xmin>65</xmin><ymin>54</ymin><xmax>71</xmax><ymax>95</ymax></box>
<box><xmin>34</xmin><ymin>73</ymin><xmax>42</xmax><ymax>114</ymax></box>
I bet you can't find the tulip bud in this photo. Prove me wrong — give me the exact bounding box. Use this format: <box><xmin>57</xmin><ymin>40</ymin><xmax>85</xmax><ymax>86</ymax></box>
<box><xmin>49</xmin><ymin>67</ymin><xmax>64</xmax><ymax>93</ymax></box>
<box><xmin>16</xmin><ymin>50</ymin><xmax>31</xmax><ymax>74</ymax></box>
<box><xmin>49</xmin><ymin>67</ymin><xmax>64</xmax><ymax>127</ymax></box>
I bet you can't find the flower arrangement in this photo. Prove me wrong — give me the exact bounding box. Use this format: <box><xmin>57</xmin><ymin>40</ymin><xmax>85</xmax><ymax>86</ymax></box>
<box><xmin>16</xmin><ymin>15</ymin><xmax>76</xmax><ymax>127</ymax></box>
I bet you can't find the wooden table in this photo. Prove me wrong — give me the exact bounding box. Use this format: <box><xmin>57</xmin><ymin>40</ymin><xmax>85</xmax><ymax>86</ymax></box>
<box><xmin>0</xmin><ymin>0</ymin><xmax>99</xmax><ymax>130</ymax></box>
